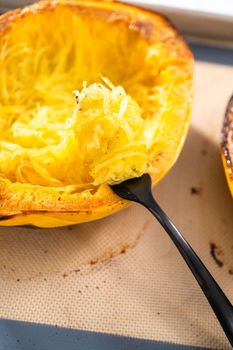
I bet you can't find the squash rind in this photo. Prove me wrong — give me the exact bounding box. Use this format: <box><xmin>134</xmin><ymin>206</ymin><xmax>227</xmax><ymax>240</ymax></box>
<box><xmin>221</xmin><ymin>95</ymin><xmax>233</xmax><ymax>197</ymax></box>
<box><xmin>0</xmin><ymin>0</ymin><xmax>194</xmax><ymax>227</ymax></box>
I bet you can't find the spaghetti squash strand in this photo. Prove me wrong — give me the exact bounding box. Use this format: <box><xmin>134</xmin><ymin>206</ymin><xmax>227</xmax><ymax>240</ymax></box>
<box><xmin>0</xmin><ymin>81</ymin><xmax>151</xmax><ymax>187</ymax></box>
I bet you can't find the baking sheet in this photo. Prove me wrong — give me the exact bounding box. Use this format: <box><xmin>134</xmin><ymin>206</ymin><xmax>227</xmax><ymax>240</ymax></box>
<box><xmin>124</xmin><ymin>0</ymin><xmax>233</xmax><ymax>48</ymax></box>
<box><xmin>1</xmin><ymin>0</ymin><xmax>233</xmax><ymax>48</ymax></box>
<box><xmin>0</xmin><ymin>42</ymin><xmax>232</xmax><ymax>349</ymax></box>
<box><xmin>0</xmin><ymin>2</ymin><xmax>233</xmax><ymax>349</ymax></box>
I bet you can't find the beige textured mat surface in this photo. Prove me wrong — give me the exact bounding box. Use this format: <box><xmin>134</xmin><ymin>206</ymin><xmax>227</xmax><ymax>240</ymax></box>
<box><xmin>0</xmin><ymin>59</ymin><xmax>233</xmax><ymax>349</ymax></box>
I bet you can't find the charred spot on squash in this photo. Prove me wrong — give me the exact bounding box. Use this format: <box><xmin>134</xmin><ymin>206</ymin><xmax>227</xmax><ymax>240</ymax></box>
<box><xmin>129</xmin><ymin>20</ymin><xmax>154</xmax><ymax>41</ymax></box>
<box><xmin>0</xmin><ymin>215</ymin><xmax>14</xmax><ymax>220</ymax></box>
<box><xmin>221</xmin><ymin>95</ymin><xmax>233</xmax><ymax>180</ymax></box>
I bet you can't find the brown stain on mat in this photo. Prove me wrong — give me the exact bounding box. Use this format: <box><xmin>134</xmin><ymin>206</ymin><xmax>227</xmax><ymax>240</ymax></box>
<box><xmin>86</xmin><ymin>220</ymin><xmax>150</xmax><ymax>267</ymax></box>
<box><xmin>190</xmin><ymin>186</ymin><xmax>203</xmax><ymax>195</ymax></box>
<box><xmin>0</xmin><ymin>212</ymin><xmax>151</xmax><ymax>281</ymax></box>
<box><xmin>209</xmin><ymin>241</ymin><xmax>233</xmax><ymax>277</ymax></box>
<box><xmin>210</xmin><ymin>242</ymin><xmax>224</xmax><ymax>267</ymax></box>
<box><xmin>55</xmin><ymin>219</ymin><xmax>151</xmax><ymax>280</ymax></box>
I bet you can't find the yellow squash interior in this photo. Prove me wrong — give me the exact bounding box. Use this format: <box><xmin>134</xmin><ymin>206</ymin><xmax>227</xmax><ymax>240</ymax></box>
<box><xmin>0</xmin><ymin>0</ymin><xmax>193</xmax><ymax>227</ymax></box>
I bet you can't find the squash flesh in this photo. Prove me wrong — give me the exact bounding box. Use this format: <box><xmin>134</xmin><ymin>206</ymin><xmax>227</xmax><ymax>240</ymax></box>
<box><xmin>1</xmin><ymin>81</ymin><xmax>150</xmax><ymax>187</ymax></box>
<box><xmin>0</xmin><ymin>1</ymin><xmax>193</xmax><ymax>227</ymax></box>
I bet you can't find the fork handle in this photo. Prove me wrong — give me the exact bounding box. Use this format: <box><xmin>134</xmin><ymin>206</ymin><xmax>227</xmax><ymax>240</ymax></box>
<box><xmin>141</xmin><ymin>192</ymin><xmax>233</xmax><ymax>346</ymax></box>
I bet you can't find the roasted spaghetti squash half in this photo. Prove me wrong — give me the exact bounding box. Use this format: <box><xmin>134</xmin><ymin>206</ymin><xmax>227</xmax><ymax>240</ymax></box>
<box><xmin>221</xmin><ymin>95</ymin><xmax>233</xmax><ymax>197</ymax></box>
<box><xmin>0</xmin><ymin>0</ymin><xmax>193</xmax><ymax>227</ymax></box>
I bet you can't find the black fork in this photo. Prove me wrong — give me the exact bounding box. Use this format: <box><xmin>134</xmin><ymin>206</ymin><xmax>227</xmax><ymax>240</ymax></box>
<box><xmin>111</xmin><ymin>174</ymin><xmax>233</xmax><ymax>346</ymax></box>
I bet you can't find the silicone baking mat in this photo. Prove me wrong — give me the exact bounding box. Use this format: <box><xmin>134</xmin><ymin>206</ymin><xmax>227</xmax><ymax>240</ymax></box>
<box><xmin>0</xmin><ymin>9</ymin><xmax>232</xmax><ymax>348</ymax></box>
